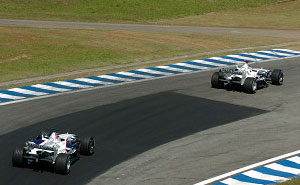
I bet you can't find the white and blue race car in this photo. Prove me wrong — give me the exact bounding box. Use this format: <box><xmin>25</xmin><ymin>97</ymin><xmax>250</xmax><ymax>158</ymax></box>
<box><xmin>12</xmin><ymin>129</ymin><xmax>95</xmax><ymax>174</ymax></box>
<box><xmin>211</xmin><ymin>61</ymin><xmax>284</xmax><ymax>93</ymax></box>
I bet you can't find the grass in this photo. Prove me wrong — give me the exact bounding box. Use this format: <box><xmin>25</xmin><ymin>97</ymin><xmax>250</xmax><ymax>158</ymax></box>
<box><xmin>161</xmin><ymin>0</ymin><xmax>300</xmax><ymax>30</ymax></box>
<box><xmin>280</xmin><ymin>178</ymin><xmax>300</xmax><ymax>185</ymax></box>
<box><xmin>0</xmin><ymin>0</ymin><xmax>277</xmax><ymax>23</ymax></box>
<box><xmin>0</xmin><ymin>26</ymin><xmax>299</xmax><ymax>88</ymax></box>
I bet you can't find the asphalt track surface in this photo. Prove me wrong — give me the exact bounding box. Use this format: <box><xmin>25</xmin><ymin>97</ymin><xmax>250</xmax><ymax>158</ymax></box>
<box><xmin>0</xmin><ymin>57</ymin><xmax>300</xmax><ymax>185</ymax></box>
<box><xmin>1</xmin><ymin>18</ymin><xmax>300</xmax><ymax>38</ymax></box>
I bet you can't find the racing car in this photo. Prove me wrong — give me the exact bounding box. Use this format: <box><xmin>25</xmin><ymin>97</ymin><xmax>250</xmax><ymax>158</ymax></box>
<box><xmin>211</xmin><ymin>61</ymin><xmax>283</xmax><ymax>93</ymax></box>
<box><xmin>12</xmin><ymin>129</ymin><xmax>95</xmax><ymax>174</ymax></box>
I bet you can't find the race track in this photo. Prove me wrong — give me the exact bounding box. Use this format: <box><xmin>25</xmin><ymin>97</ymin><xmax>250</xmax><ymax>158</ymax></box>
<box><xmin>0</xmin><ymin>57</ymin><xmax>300</xmax><ymax>185</ymax></box>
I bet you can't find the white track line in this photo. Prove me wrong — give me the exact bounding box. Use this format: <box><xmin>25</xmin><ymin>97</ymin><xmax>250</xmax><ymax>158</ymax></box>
<box><xmin>287</xmin><ymin>156</ymin><xmax>300</xmax><ymax>164</ymax></box>
<box><xmin>265</xmin><ymin>163</ymin><xmax>300</xmax><ymax>174</ymax></box>
<box><xmin>211</xmin><ymin>57</ymin><xmax>246</xmax><ymax>63</ymax></box>
<box><xmin>242</xmin><ymin>170</ymin><xmax>288</xmax><ymax>182</ymax></box>
<box><xmin>98</xmin><ymin>74</ymin><xmax>133</xmax><ymax>82</ymax></box>
<box><xmin>74</xmin><ymin>77</ymin><xmax>113</xmax><ymax>85</ymax></box>
<box><xmin>54</xmin><ymin>81</ymin><xmax>92</xmax><ymax>89</ymax></box>
<box><xmin>193</xmin><ymin>60</ymin><xmax>226</xmax><ymax>67</ymax></box>
<box><xmin>221</xmin><ymin>178</ymin><xmax>261</xmax><ymax>185</ymax></box>
<box><xmin>194</xmin><ymin>150</ymin><xmax>300</xmax><ymax>185</ymax></box>
<box><xmin>32</xmin><ymin>84</ymin><xmax>70</xmax><ymax>92</ymax></box>
<box><xmin>157</xmin><ymin>65</ymin><xmax>192</xmax><ymax>73</ymax></box>
<box><xmin>9</xmin><ymin>88</ymin><xmax>48</xmax><ymax>96</ymax></box>
<box><xmin>117</xmin><ymin>71</ymin><xmax>152</xmax><ymax>79</ymax></box>
<box><xmin>137</xmin><ymin>68</ymin><xmax>173</xmax><ymax>76</ymax></box>
<box><xmin>0</xmin><ymin>93</ymin><xmax>25</xmax><ymax>100</ymax></box>
<box><xmin>274</xmin><ymin>49</ymin><xmax>300</xmax><ymax>54</ymax></box>
<box><xmin>175</xmin><ymin>62</ymin><xmax>207</xmax><ymax>69</ymax></box>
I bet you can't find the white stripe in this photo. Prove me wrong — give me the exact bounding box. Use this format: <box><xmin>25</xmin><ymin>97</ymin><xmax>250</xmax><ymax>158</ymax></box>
<box><xmin>265</xmin><ymin>163</ymin><xmax>300</xmax><ymax>174</ymax></box>
<box><xmin>211</xmin><ymin>57</ymin><xmax>245</xmax><ymax>63</ymax></box>
<box><xmin>257</xmin><ymin>51</ymin><xmax>291</xmax><ymax>57</ymax></box>
<box><xmin>175</xmin><ymin>63</ymin><xmax>208</xmax><ymax>69</ymax></box>
<box><xmin>246</xmin><ymin>53</ymin><xmax>275</xmax><ymax>59</ymax></box>
<box><xmin>157</xmin><ymin>65</ymin><xmax>191</xmax><ymax>72</ymax></box>
<box><xmin>287</xmin><ymin>156</ymin><xmax>300</xmax><ymax>164</ymax></box>
<box><xmin>273</xmin><ymin>49</ymin><xmax>300</xmax><ymax>54</ymax></box>
<box><xmin>75</xmin><ymin>78</ymin><xmax>113</xmax><ymax>85</ymax></box>
<box><xmin>117</xmin><ymin>71</ymin><xmax>152</xmax><ymax>79</ymax></box>
<box><xmin>193</xmin><ymin>59</ymin><xmax>225</xmax><ymax>67</ymax></box>
<box><xmin>9</xmin><ymin>88</ymin><xmax>48</xmax><ymax>96</ymax></box>
<box><xmin>54</xmin><ymin>81</ymin><xmax>92</xmax><ymax>89</ymax></box>
<box><xmin>32</xmin><ymin>84</ymin><xmax>70</xmax><ymax>92</ymax></box>
<box><xmin>194</xmin><ymin>150</ymin><xmax>300</xmax><ymax>185</ymax></box>
<box><xmin>98</xmin><ymin>75</ymin><xmax>133</xmax><ymax>82</ymax></box>
<box><xmin>137</xmin><ymin>68</ymin><xmax>172</xmax><ymax>75</ymax></box>
<box><xmin>221</xmin><ymin>178</ymin><xmax>262</xmax><ymax>185</ymax></box>
<box><xmin>243</xmin><ymin>170</ymin><xmax>288</xmax><ymax>182</ymax></box>
<box><xmin>226</xmin><ymin>55</ymin><xmax>262</xmax><ymax>62</ymax></box>
<box><xmin>0</xmin><ymin>93</ymin><xmax>25</xmax><ymax>100</ymax></box>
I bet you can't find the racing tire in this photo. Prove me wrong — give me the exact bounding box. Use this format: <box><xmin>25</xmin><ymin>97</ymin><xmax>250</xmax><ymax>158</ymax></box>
<box><xmin>211</xmin><ymin>72</ymin><xmax>223</xmax><ymax>88</ymax></box>
<box><xmin>12</xmin><ymin>148</ymin><xmax>25</xmax><ymax>167</ymax></box>
<box><xmin>55</xmin><ymin>153</ymin><xmax>71</xmax><ymax>175</ymax></box>
<box><xmin>244</xmin><ymin>77</ymin><xmax>257</xmax><ymax>94</ymax></box>
<box><xmin>80</xmin><ymin>137</ymin><xmax>95</xmax><ymax>156</ymax></box>
<box><xmin>271</xmin><ymin>69</ymin><xmax>283</xmax><ymax>85</ymax></box>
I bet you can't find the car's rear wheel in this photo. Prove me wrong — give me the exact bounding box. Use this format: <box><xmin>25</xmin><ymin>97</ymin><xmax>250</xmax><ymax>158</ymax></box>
<box><xmin>271</xmin><ymin>69</ymin><xmax>283</xmax><ymax>85</ymax></box>
<box><xmin>244</xmin><ymin>77</ymin><xmax>257</xmax><ymax>94</ymax></box>
<box><xmin>12</xmin><ymin>148</ymin><xmax>25</xmax><ymax>167</ymax></box>
<box><xmin>80</xmin><ymin>137</ymin><xmax>95</xmax><ymax>155</ymax></box>
<box><xmin>211</xmin><ymin>72</ymin><xmax>223</xmax><ymax>88</ymax></box>
<box><xmin>55</xmin><ymin>153</ymin><xmax>71</xmax><ymax>174</ymax></box>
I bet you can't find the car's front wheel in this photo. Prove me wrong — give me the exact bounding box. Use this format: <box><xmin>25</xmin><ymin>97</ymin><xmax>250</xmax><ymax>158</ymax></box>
<box><xmin>271</xmin><ymin>69</ymin><xmax>283</xmax><ymax>85</ymax></box>
<box><xmin>80</xmin><ymin>137</ymin><xmax>95</xmax><ymax>155</ymax></box>
<box><xmin>55</xmin><ymin>153</ymin><xmax>71</xmax><ymax>174</ymax></box>
<box><xmin>211</xmin><ymin>72</ymin><xmax>223</xmax><ymax>88</ymax></box>
<box><xmin>12</xmin><ymin>148</ymin><xmax>25</xmax><ymax>167</ymax></box>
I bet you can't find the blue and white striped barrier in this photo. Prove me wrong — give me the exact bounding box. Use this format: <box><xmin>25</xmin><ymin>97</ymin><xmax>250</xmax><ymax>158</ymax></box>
<box><xmin>0</xmin><ymin>49</ymin><xmax>299</xmax><ymax>104</ymax></box>
<box><xmin>210</xmin><ymin>155</ymin><xmax>300</xmax><ymax>185</ymax></box>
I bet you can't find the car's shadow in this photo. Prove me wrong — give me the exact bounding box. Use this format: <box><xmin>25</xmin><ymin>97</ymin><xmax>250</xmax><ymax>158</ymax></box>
<box><xmin>0</xmin><ymin>92</ymin><xmax>268</xmax><ymax>185</ymax></box>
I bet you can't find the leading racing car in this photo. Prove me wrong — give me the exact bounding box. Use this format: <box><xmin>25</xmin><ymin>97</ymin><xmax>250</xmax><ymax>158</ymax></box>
<box><xmin>211</xmin><ymin>61</ymin><xmax>283</xmax><ymax>93</ymax></box>
<box><xmin>12</xmin><ymin>129</ymin><xmax>95</xmax><ymax>174</ymax></box>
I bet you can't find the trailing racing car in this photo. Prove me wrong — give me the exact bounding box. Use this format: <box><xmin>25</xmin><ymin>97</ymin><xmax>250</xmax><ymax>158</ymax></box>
<box><xmin>12</xmin><ymin>129</ymin><xmax>95</xmax><ymax>174</ymax></box>
<box><xmin>211</xmin><ymin>61</ymin><xmax>283</xmax><ymax>93</ymax></box>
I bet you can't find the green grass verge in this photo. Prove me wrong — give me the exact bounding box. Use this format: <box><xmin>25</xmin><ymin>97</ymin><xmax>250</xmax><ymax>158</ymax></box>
<box><xmin>161</xmin><ymin>0</ymin><xmax>300</xmax><ymax>30</ymax></box>
<box><xmin>0</xmin><ymin>0</ymin><xmax>277</xmax><ymax>23</ymax></box>
<box><xmin>0</xmin><ymin>26</ymin><xmax>299</xmax><ymax>84</ymax></box>
<box><xmin>280</xmin><ymin>178</ymin><xmax>300</xmax><ymax>185</ymax></box>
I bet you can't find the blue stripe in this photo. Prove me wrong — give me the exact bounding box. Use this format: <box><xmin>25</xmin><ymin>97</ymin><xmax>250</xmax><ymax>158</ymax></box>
<box><xmin>21</xmin><ymin>86</ymin><xmax>58</xmax><ymax>94</ymax></box>
<box><xmin>87</xmin><ymin>76</ymin><xmax>123</xmax><ymax>83</ymax></box>
<box><xmin>256</xmin><ymin>51</ymin><xmax>285</xmax><ymax>58</ymax></box>
<box><xmin>236</xmin><ymin>53</ymin><xmax>270</xmax><ymax>60</ymax></box>
<box><xmin>212</xmin><ymin>182</ymin><xmax>227</xmax><ymax>185</ymax></box>
<box><xmin>33</xmin><ymin>139</ymin><xmax>44</xmax><ymax>145</ymax></box>
<box><xmin>127</xmin><ymin>70</ymin><xmax>163</xmax><ymax>77</ymax></box>
<box><xmin>185</xmin><ymin>61</ymin><xmax>218</xmax><ymax>68</ymax></box>
<box><xmin>0</xmin><ymin>98</ymin><xmax>12</xmax><ymax>102</ymax></box>
<box><xmin>276</xmin><ymin>159</ymin><xmax>300</xmax><ymax>169</ymax></box>
<box><xmin>67</xmin><ymin>79</ymin><xmax>102</xmax><ymax>87</ymax></box>
<box><xmin>0</xmin><ymin>90</ymin><xmax>35</xmax><ymax>98</ymax></box>
<box><xmin>107</xmin><ymin>73</ymin><xmax>144</xmax><ymax>80</ymax></box>
<box><xmin>148</xmin><ymin>67</ymin><xmax>182</xmax><ymax>74</ymax></box>
<box><xmin>232</xmin><ymin>174</ymin><xmax>277</xmax><ymax>184</ymax></box>
<box><xmin>167</xmin><ymin>64</ymin><xmax>200</xmax><ymax>71</ymax></box>
<box><xmin>204</xmin><ymin>58</ymin><xmax>237</xmax><ymax>65</ymax></box>
<box><xmin>254</xmin><ymin>167</ymin><xmax>299</xmax><ymax>178</ymax></box>
<box><xmin>44</xmin><ymin>83</ymin><xmax>79</xmax><ymax>90</ymax></box>
<box><xmin>271</xmin><ymin>50</ymin><xmax>300</xmax><ymax>55</ymax></box>
<box><xmin>219</xmin><ymin>56</ymin><xmax>247</xmax><ymax>62</ymax></box>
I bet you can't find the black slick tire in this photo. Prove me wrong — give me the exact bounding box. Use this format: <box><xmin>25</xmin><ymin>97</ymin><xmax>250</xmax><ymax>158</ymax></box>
<box><xmin>80</xmin><ymin>137</ymin><xmax>95</xmax><ymax>156</ymax></box>
<box><xmin>12</xmin><ymin>148</ymin><xmax>25</xmax><ymax>167</ymax></box>
<box><xmin>271</xmin><ymin>69</ymin><xmax>283</xmax><ymax>85</ymax></box>
<box><xmin>211</xmin><ymin>72</ymin><xmax>223</xmax><ymax>88</ymax></box>
<box><xmin>244</xmin><ymin>77</ymin><xmax>257</xmax><ymax>94</ymax></box>
<box><xmin>55</xmin><ymin>153</ymin><xmax>71</xmax><ymax>174</ymax></box>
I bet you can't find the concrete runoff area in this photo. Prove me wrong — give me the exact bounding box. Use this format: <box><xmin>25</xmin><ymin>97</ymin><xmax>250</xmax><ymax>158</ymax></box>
<box><xmin>0</xmin><ymin>57</ymin><xmax>299</xmax><ymax>185</ymax></box>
